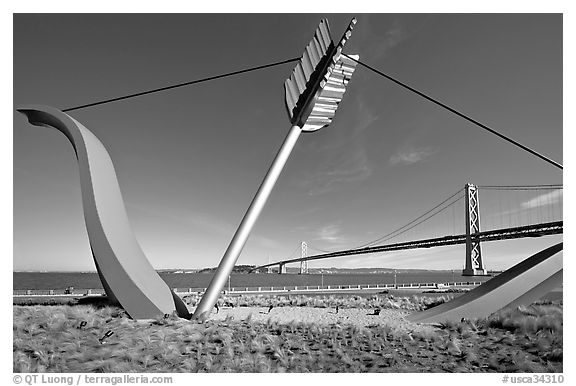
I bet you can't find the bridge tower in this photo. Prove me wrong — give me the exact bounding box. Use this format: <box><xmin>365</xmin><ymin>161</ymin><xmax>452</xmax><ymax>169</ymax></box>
<box><xmin>463</xmin><ymin>183</ymin><xmax>488</xmax><ymax>276</ymax></box>
<box><xmin>299</xmin><ymin>242</ymin><xmax>308</xmax><ymax>274</ymax></box>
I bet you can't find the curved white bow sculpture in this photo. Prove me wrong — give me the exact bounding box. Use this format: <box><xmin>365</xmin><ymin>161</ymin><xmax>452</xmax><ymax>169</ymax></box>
<box><xmin>18</xmin><ymin>105</ymin><xmax>190</xmax><ymax>320</ymax></box>
<box><xmin>407</xmin><ymin>242</ymin><xmax>562</xmax><ymax>324</ymax></box>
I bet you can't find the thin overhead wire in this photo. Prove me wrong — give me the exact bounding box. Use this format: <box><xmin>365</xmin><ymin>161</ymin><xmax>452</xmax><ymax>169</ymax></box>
<box><xmin>63</xmin><ymin>57</ymin><xmax>300</xmax><ymax>112</ymax></box>
<box><xmin>60</xmin><ymin>51</ymin><xmax>562</xmax><ymax>172</ymax></box>
<box><xmin>343</xmin><ymin>54</ymin><xmax>563</xmax><ymax>171</ymax></box>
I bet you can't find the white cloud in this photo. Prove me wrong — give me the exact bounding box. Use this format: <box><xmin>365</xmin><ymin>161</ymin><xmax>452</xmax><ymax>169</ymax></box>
<box><xmin>286</xmin><ymin>206</ymin><xmax>323</xmax><ymax>220</ymax></box>
<box><xmin>317</xmin><ymin>223</ymin><xmax>341</xmax><ymax>243</ymax></box>
<box><xmin>521</xmin><ymin>189</ymin><xmax>563</xmax><ymax>209</ymax></box>
<box><xmin>294</xmin><ymin>93</ymin><xmax>378</xmax><ymax>196</ymax></box>
<box><xmin>301</xmin><ymin>96</ymin><xmax>379</xmax><ymax>154</ymax></box>
<box><xmin>389</xmin><ymin>146</ymin><xmax>436</xmax><ymax>166</ymax></box>
<box><xmin>127</xmin><ymin>202</ymin><xmax>232</xmax><ymax>235</ymax></box>
<box><xmin>305</xmin><ymin>147</ymin><xmax>372</xmax><ymax>196</ymax></box>
<box><xmin>297</xmin><ymin>94</ymin><xmax>375</xmax><ymax>194</ymax></box>
<box><xmin>255</xmin><ymin>236</ymin><xmax>283</xmax><ymax>250</ymax></box>
<box><xmin>359</xmin><ymin>15</ymin><xmax>433</xmax><ymax>60</ymax></box>
<box><xmin>371</xmin><ymin>20</ymin><xmax>407</xmax><ymax>58</ymax></box>
<box><xmin>126</xmin><ymin>202</ymin><xmax>283</xmax><ymax>249</ymax></box>
<box><xmin>308</xmin><ymin>222</ymin><xmax>357</xmax><ymax>252</ymax></box>
<box><xmin>352</xmin><ymin>99</ymin><xmax>380</xmax><ymax>136</ymax></box>
<box><xmin>478</xmin><ymin>189</ymin><xmax>563</xmax><ymax>228</ymax></box>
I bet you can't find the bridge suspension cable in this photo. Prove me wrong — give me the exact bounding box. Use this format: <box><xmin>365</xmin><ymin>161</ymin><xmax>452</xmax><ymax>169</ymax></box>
<box><xmin>477</xmin><ymin>184</ymin><xmax>562</xmax><ymax>190</ymax></box>
<box><xmin>305</xmin><ymin>183</ymin><xmax>561</xmax><ymax>263</ymax></box>
<box><xmin>360</xmin><ymin>193</ymin><xmax>465</xmax><ymax>247</ymax></box>
<box><xmin>477</xmin><ymin>184</ymin><xmax>562</xmax><ymax>230</ymax></box>
<box><xmin>354</xmin><ymin>188</ymin><xmax>464</xmax><ymax>249</ymax></box>
<box><xmin>256</xmin><ymin>183</ymin><xmax>563</xmax><ymax>272</ymax></box>
<box><xmin>307</xmin><ymin>188</ymin><xmax>465</xmax><ymax>255</ymax></box>
<box><xmin>307</xmin><ymin>245</ymin><xmax>334</xmax><ymax>254</ymax></box>
<box><xmin>285</xmin><ymin>244</ymin><xmax>302</xmax><ymax>260</ymax></box>
<box><xmin>343</xmin><ymin>54</ymin><xmax>563</xmax><ymax>171</ymax></box>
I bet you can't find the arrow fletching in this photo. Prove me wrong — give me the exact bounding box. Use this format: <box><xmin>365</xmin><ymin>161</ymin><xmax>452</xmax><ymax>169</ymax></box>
<box><xmin>284</xmin><ymin>18</ymin><xmax>359</xmax><ymax>132</ymax></box>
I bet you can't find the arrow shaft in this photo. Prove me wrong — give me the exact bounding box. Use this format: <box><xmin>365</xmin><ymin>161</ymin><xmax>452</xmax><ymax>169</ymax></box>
<box><xmin>193</xmin><ymin>124</ymin><xmax>302</xmax><ymax>318</ymax></box>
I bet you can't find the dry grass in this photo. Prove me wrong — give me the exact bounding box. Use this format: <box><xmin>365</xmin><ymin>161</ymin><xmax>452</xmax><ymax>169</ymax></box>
<box><xmin>183</xmin><ymin>293</ymin><xmax>455</xmax><ymax>312</ymax></box>
<box><xmin>15</xmin><ymin>293</ymin><xmax>454</xmax><ymax>311</ymax></box>
<box><xmin>13</xmin><ymin>298</ymin><xmax>562</xmax><ymax>373</ymax></box>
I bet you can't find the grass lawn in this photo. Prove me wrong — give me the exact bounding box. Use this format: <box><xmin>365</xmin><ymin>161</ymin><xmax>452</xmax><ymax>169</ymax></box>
<box><xmin>13</xmin><ymin>295</ymin><xmax>562</xmax><ymax>373</ymax></box>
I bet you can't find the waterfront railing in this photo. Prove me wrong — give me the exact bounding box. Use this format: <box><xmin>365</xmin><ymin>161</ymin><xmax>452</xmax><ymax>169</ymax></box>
<box><xmin>14</xmin><ymin>281</ymin><xmax>484</xmax><ymax>297</ymax></box>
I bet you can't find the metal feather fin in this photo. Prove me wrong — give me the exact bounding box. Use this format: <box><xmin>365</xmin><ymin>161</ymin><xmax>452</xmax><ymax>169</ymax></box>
<box><xmin>284</xmin><ymin>19</ymin><xmax>333</xmax><ymax>120</ymax></box>
<box><xmin>283</xmin><ymin>18</ymin><xmax>358</xmax><ymax>131</ymax></box>
<box><xmin>302</xmin><ymin>53</ymin><xmax>359</xmax><ymax>132</ymax></box>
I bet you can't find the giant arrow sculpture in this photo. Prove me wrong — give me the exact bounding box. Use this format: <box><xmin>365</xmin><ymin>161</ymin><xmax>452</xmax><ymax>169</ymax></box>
<box><xmin>193</xmin><ymin>18</ymin><xmax>360</xmax><ymax>318</ymax></box>
<box><xmin>15</xmin><ymin>18</ymin><xmax>358</xmax><ymax>321</ymax></box>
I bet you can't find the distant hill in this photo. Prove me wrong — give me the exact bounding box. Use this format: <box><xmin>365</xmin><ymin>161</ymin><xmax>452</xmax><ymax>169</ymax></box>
<box><xmin>196</xmin><ymin>265</ymin><xmax>257</xmax><ymax>274</ymax></box>
<box><xmin>16</xmin><ymin>266</ymin><xmax>494</xmax><ymax>275</ymax></box>
<box><xmin>283</xmin><ymin>267</ymin><xmax>446</xmax><ymax>274</ymax></box>
<box><xmin>192</xmin><ymin>266</ymin><xmax>463</xmax><ymax>274</ymax></box>
<box><xmin>157</xmin><ymin>269</ymin><xmax>201</xmax><ymax>274</ymax></box>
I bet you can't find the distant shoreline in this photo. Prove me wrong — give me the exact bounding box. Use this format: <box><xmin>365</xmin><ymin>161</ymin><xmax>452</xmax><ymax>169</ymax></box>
<box><xmin>13</xmin><ymin>271</ymin><xmax>494</xmax><ymax>291</ymax></box>
<box><xmin>12</xmin><ymin>268</ymin><xmax>503</xmax><ymax>274</ymax></box>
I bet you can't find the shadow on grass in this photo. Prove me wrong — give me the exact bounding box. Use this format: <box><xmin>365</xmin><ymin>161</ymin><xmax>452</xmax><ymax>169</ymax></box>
<box><xmin>13</xmin><ymin>295</ymin><xmax>117</xmax><ymax>309</ymax></box>
<box><xmin>76</xmin><ymin>295</ymin><xmax>117</xmax><ymax>309</ymax></box>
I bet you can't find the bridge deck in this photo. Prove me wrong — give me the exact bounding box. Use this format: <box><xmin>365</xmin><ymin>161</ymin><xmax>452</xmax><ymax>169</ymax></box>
<box><xmin>253</xmin><ymin>221</ymin><xmax>562</xmax><ymax>271</ymax></box>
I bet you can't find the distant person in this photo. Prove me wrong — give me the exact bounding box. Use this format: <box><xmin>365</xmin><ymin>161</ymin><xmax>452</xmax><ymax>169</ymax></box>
<box><xmin>335</xmin><ymin>305</ymin><xmax>339</xmax><ymax>314</ymax></box>
<box><xmin>268</xmin><ymin>305</ymin><xmax>274</xmax><ymax>313</ymax></box>
<box><xmin>99</xmin><ymin>330</ymin><xmax>114</xmax><ymax>344</ymax></box>
<box><xmin>214</xmin><ymin>303</ymin><xmax>219</xmax><ymax>314</ymax></box>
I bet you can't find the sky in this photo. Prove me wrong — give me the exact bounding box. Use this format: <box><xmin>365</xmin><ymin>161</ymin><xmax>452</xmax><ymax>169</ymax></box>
<box><xmin>13</xmin><ymin>13</ymin><xmax>563</xmax><ymax>272</ymax></box>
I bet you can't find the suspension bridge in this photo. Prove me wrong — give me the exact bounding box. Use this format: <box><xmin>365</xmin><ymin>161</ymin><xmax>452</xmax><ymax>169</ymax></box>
<box><xmin>250</xmin><ymin>183</ymin><xmax>563</xmax><ymax>276</ymax></box>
